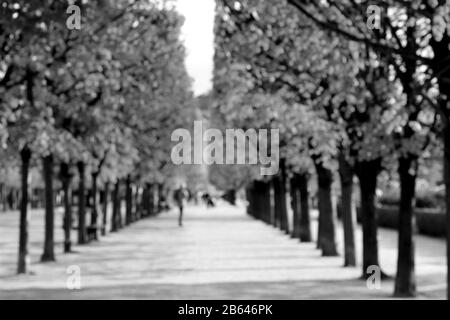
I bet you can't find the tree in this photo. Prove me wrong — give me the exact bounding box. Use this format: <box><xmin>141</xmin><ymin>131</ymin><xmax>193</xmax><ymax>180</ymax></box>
<box><xmin>41</xmin><ymin>154</ymin><xmax>55</xmax><ymax>261</ymax></box>
<box><xmin>1</xmin><ymin>0</ymin><xmax>195</xmax><ymax>270</ymax></box>
<box><xmin>286</xmin><ymin>0</ymin><xmax>450</xmax><ymax>298</ymax></box>
<box><xmin>214</xmin><ymin>0</ymin><xmax>350</xmax><ymax>256</ymax></box>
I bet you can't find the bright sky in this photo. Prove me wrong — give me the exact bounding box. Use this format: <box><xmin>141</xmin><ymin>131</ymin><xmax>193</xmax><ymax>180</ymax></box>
<box><xmin>175</xmin><ymin>0</ymin><xmax>215</xmax><ymax>96</ymax></box>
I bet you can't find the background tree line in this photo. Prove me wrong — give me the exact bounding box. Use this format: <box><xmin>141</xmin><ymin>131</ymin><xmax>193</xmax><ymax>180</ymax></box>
<box><xmin>0</xmin><ymin>0</ymin><xmax>195</xmax><ymax>274</ymax></box>
<box><xmin>212</xmin><ymin>0</ymin><xmax>450</xmax><ymax>298</ymax></box>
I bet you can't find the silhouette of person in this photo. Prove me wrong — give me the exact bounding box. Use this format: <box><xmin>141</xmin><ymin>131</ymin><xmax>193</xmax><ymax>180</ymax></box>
<box><xmin>174</xmin><ymin>184</ymin><xmax>188</xmax><ymax>227</ymax></box>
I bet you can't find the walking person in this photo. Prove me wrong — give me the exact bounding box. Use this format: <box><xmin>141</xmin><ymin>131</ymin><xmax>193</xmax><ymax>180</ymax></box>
<box><xmin>174</xmin><ymin>184</ymin><xmax>188</xmax><ymax>227</ymax></box>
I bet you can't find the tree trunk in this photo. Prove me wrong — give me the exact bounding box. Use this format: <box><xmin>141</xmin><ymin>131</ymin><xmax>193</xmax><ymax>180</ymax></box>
<box><xmin>18</xmin><ymin>146</ymin><xmax>31</xmax><ymax>274</ymax></box>
<box><xmin>280</xmin><ymin>159</ymin><xmax>288</xmax><ymax>233</ymax></box>
<box><xmin>394</xmin><ymin>155</ymin><xmax>418</xmax><ymax>297</ymax></box>
<box><xmin>77</xmin><ymin>161</ymin><xmax>87</xmax><ymax>244</ymax></box>
<box><xmin>355</xmin><ymin>159</ymin><xmax>386</xmax><ymax>278</ymax></box>
<box><xmin>111</xmin><ymin>180</ymin><xmax>122</xmax><ymax>231</ymax></box>
<box><xmin>254</xmin><ymin>184</ymin><xmax>262</xmax><ymax>220</ymax></box>
<box><xmin>290</xmin><ymin>175</ymin><xmax>301</xmax><ymax>239</ymax></box>
<box><xmin>101</xmin><ymin>181</ymin><xmax>110</xmax><ymax>236</ymax></box>
<box><xmin>60</xmin><ymin>163</ymin><xmax>72</xmax><ymax>252</ymax></box>
<box><xmin>18</xmin><ymin>71</ymin><xmax>34</xmax><ymax>273</ymax></box>
<box><xmin>298</xmin><ymin>172</ymin><xmax>312</xmax><ymax>242</ymax></box>
<box><xmin>90</xmin><ymin>172</ymin><xmax>99</xmax><ymax>241</ymax></box>
<box><xmin>117</xmin><ymin>181</ymin><xmax>122</xmax><ymax>228</ymax></box>
<box><xmin>41</xmin><ymin>154</ymin><xmax>55</xmax><ymax>262</ymax></box>
<box><xmin>142</xmin><ymin>184</ymin><xmax>149</xmax><ymax>217</ymax></box>
<box><xmin>252</xmin><ymin>180</ymin><xmax>271</xmax><ymax>222</ymax></box>
<box><xmin>111</xmin><ymin>180</ymin><xmax>118</xmax><ymax>231</ymax></box>
<box><xmin>273</xmin><ymin>159</ymin><xmax>288</xmax><ymax>233</ymax></box>
<box><xmin>314</xmin><ymin>161</ymin><xmax>338</xmax><ymax>256</ymax></box>
<box><xmin>338</xmin><ymin>152</ymin><xmax>356</xmax><ymax>267</ymax></box>
<box><xmin>134</xmin><ymin>185</ymin><xmax>140</xmax><ymax>221</ymax></box>
<box><xmin>157</xmin><ymin>183</ymin><xmax>164</xmax><ymax>212</ymax></box>
<box><xmin>157</xmin><ymin>183</ymin><xmax>161</xmax><ymax>212</ymax></box>
<box><xmin>148</xmin><ymin>183</ymin><xmax>155</xmax><ymax>216</ymax></box>
<box><xmin>125</xmin><ymin>175</ymin><xmax>133</xmax><ymax>225</ymax></box>
<box><xmin>260</xmin><ymin>181</ymin><xmax>272</xmax><ymax>224</ymax></box>
<box><xmin>273</xmin><ymin>176</ymin><xmax>286</xmax><ymax>231</ymax></box>
<box><xmin>142</xmin><ymin>183</ymin><xmax>153</xmax><ymax>217</ymax></box>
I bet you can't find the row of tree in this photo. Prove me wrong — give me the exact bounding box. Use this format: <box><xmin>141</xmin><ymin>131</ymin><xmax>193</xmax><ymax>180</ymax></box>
<box><xmin>212</xmin><ymin>0</ymin><xmax>450</xmax><ymax>298</ymax></box>
<box><xmin>0</xmin><ymin>1</ymin><xmax>194</xmax><ymax>273</ymax></box>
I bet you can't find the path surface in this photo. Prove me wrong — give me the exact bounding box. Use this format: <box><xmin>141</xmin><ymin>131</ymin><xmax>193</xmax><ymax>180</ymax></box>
<box><xmin>0</xmin><ymin>203</ymin><xmax>446</xmax><ymax>299</ymax></box>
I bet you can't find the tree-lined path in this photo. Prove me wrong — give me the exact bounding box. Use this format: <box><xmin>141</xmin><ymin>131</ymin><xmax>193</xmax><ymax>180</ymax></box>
<box><xmin>0</xmin><ymin>203</ymin><xmax>445</xmax><ymax>299</ymax></box>
<box><xmin>2</xmin><ymin>0</ymin><xmax>450</xmax><ymax>300</ymax></box>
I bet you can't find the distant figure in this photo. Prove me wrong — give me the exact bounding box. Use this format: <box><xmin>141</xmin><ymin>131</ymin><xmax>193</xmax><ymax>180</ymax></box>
<box><xmin>202</xmin><ymin>192</ymin><xmax>215</xmax><ymax>208</ymax></box>
<box><xmin>174</xmin><ymin>185</ymin><xmax>188</xmax><ymax>226</ymax></box>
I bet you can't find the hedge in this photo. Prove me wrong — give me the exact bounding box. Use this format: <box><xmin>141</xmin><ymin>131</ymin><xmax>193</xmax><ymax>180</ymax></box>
<box><xmin>378</xmin><ymin>191</ymin><xmax>445</xmax><ymax>209</ymax></box>
<box><xmin>353</xmin><ymin>205</ymin><xmax>446</xmax><ymax>238</ymax></box>
<box><xmin>416</xmin><ymin>208</ymin><xmax>446</xmax><ymax>237</ymax></box>
<box><xmin>376</xmin><ymin>205</ymin><xmax>399</xmax><ymax>229</ymax></box>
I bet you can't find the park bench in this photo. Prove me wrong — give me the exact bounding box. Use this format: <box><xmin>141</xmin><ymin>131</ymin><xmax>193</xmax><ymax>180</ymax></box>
<box><xmin>67</xmin><ymin>205</ymin><xmax>101</xmax><ymax>241</ymax></box>
<box><xmin>86</xmin><ymin>225</ymin><xmax>99</xmax><ymax>241</ymax></box>
<box><xmin>71</xmin><ymin>224</ymin><xmax>100</xmax><ymax>242</ymax></box>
